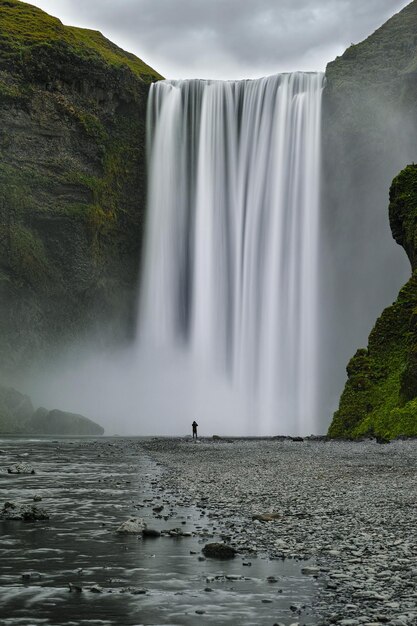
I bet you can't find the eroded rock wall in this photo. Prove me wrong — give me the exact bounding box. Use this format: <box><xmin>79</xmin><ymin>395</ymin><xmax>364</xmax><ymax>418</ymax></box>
<box><xmin>0</xmin><ymin>0</ymin><xmax>162</xmax><ymax>374</ymax></box>
<box><xmin>329</xmin><ymin>165</ymin><xmax>417</xmax><ymax>439</ymax></box>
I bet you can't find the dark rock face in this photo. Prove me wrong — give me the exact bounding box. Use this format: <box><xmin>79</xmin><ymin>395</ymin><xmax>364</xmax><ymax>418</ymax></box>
<box><xmin>0</xmin><ymin>382</ymin><xmax>104</xmax><ymax>434</ymax></box>
<box><xmin>27</xmin><ymin>408</ymin><xmax>104</xmax><ymax>436</ymax></box>
<box><xmin>321</xmin><ymin>1</ymin><xmax>417</xmax><ymax>417</ymax></box>
<box><xmin>0</xmin><ymin>0</ymin><xmax>163</xmax><ymax>375</ymax></box>
<box><xmin>329</xmin><ymin>165</ymin><xmax>417</xmax><ymax>440</ymax></box>
<box><xmin>0</xmin><ymin>384</ymin><xmax>34</xmax><ymax>431</ymax></box>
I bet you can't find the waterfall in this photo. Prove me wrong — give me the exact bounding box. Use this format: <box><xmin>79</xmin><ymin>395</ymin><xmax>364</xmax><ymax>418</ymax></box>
<box><xmin>139</xmin><ymin>73</ymin><xmax>324</xmax><ymax>435</ymax></box>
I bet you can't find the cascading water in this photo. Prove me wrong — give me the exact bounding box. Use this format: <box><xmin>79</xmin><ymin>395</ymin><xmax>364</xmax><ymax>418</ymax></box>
<box><xmin>139</xmin><ymin>72</ymin><xmax>324</xmax><ymax>435</ymax></box>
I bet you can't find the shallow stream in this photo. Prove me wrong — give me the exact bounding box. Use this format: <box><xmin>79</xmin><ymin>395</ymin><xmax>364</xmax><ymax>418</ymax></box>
<box><xmin>0</xmin><ymin>437</ymin><xmax>318</xmax><ymax>625</ymax></box>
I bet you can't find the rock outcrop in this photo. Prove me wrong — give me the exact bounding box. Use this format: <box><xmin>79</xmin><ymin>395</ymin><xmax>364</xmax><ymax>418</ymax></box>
<box><xmin>329</xmin><ymin>165</ymin><xmax>417</xmax><ymax>439</ymax></box>
<box><xmin>0</xmin><ymin>384</ymin><xmax>34</xmax><ymax>431</ymax></box>
<box><xmin>0</xmin><ymin>383</ymin><xmax>104</xmax><ymax>434</ymax></box>
<box><xmin>321</xmin><ymin>1</ymin><xmax>417</xmax><ymax>413</ymax></box>
<box><xmin>27</xmin><ymin>408</ymin><xmax>104</xmax><ymax>435</ymax></box>
<box><xmin>0</xmin><ymin>0</ymin><xmax>163</xmax><ymax>374</ymax></box>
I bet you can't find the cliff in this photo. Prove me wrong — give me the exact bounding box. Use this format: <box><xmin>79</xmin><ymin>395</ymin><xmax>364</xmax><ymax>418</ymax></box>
<box><xmin>329</xmin><ymin>165</ymin><xmax>417</xmax><ymax>440</ymax></box>
<box><xmin>321</xmin><ymin>0</ymin><xmax>417</xmax><ymax>418</ymax></box>
<box><xmin>0</xmin><ymin>382</ymin><xmax>104</xmax><ymax>434</ymax></box>
<box><xmin>0</xmin><ymin>0</ymin><xmax>163</xmax><ymax>374</ymax></box>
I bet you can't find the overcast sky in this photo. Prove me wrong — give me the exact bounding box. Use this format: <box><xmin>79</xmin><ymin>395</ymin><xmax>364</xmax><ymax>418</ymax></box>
<box><xmin>26</xmin><ymin>0</ymin><xmax>411</xmax><ymax>79</ymax></box>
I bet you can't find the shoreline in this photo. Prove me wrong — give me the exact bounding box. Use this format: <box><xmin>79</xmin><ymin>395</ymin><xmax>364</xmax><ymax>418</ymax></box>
<box><xmin>139</xmin><ymin>437</ymin><xmax>417</xmax><ymax>626</ymax></box>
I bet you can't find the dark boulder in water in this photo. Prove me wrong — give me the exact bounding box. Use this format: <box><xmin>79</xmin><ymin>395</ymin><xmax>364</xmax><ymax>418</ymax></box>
<box><xmin>202</xmin><ymin>543</ymin><xmax>236</xmax><ymax>559</ymax></box>
<box><xmin>1</xmin><ymin>501</ymin><xmax>49</xmax><ymax>521</ymax></box>
<box><xmin>142</xmin><ymin>528</ymin><xmax>161</xmax><ymax>538</ymax></box>
<box><xmin>7</xmin><ymin>463</ymin><xmax>35</xmax><ymax>474</ymax></box>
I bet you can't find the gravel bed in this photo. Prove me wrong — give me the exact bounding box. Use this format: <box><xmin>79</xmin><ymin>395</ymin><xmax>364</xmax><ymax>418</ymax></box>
<box><xmin>139</xmin><ymin>437</ymin><xmax>417</xmax><ymax>626</ymax></box>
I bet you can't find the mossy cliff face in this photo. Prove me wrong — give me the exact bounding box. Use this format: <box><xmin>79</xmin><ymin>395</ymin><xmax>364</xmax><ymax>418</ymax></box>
<box><xmin>0</xmin><ymin>0</ymin><xmax>163</xmax><ymax>373</ymax></box>
<box><xmin>321</xmin><ymin>1</ymin><xmax>417</xmax><ymax>415</ymax></box>
<box><xmin>329</xmin><ymin>165</ymin><xmax>417</xmax><ymax>440</ymax></box>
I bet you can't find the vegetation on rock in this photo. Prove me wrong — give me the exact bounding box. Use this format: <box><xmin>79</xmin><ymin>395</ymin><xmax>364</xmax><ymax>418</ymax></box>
<box><xmin>329</xmin><ymin>165</ymin><xmax>417</xmax><ymax>440</ymax></box>
<box><xmin>0</xmin><ymin>0</ymin><xmax>163</xmax><ymax>83</ymax></box>
<box><xmin>0</xmin><ymin>0</ymin><xmax>163</xmax><ymax>374</ymax></box>
<box><xmin>321</xmin><ymin>0</ymin><xmax>417</xmax><ymax>419</ymax></box>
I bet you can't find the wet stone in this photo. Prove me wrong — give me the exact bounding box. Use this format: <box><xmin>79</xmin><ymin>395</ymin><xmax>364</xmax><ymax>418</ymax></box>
<box><xmin>116</xmin><ymin>517</ymin><xmax>146</xmax><ymax>534</ymax></box>
<box><xmin>202</xmin><ymin>542</ymin><xmax>237</xmax><ymax>559</ymax></box>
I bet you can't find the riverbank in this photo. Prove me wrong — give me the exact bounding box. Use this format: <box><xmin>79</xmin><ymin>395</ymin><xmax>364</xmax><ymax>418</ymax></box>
<box><xmin>140</xmin><ymin>437</ymin><xmax>417</xmax><ymax>626</ymax></box>
<box><xmin>0</xmin><ymin>437</ymin><xmax>316</xmax><ymax>625</ymax></box>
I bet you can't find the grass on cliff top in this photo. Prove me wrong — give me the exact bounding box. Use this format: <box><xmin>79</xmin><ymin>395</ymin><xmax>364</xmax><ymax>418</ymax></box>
<box><xmin>326</xmin><ymin>0</ymin><xmax>417</xmax><ymax>86</ymax></box>
<box><xmin>0</xmin><ymin>0</ymin><xmax>163</xmax><ymax>83</ymax></box>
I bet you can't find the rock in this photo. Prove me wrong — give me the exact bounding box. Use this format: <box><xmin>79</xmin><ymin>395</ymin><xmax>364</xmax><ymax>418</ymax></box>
<box><xmin>0</xmin><ymin>385</ymin><xmax>34</xmax><ymax>433</ymax></box>
<box><xmin>90</xmin><ymin>585</ymin><xmax>103</xmax><ymax>593</ymax></box>
<box><xmin>252</xmin><ymin>513</ymin><xmax>281</xmax><ymax>522</ymax></box>
<box><xmin>301</xmin><ymin>566</ymin><xmax>320</xmax><ymax>576</ymax></box>
<box><xmin>7</xmin><ymin>463</ymin><xmax>35</xmax><ymax>475</ymax></box>
<box><xmin>202</xmin><ymin>543</ymin><xmax>236</xmax><ymax>559</ymax></box>
<box><xmin>0</xmin><ymin>1</ymin><xmax>162</xmax><ymax>373</ymax></box>
<box><xmin>116</xmin><ymin>518</ymin><xmax>146</xmax><ymax>534</ymax></box>
<box><xmin>68</xmin><ymin>583</ymin><xmax>83</xmax><ymax>592</ymax></box>
<box><xmin>142</xmin><ymin>528</ymin><xmax>161</xmax><ymax>538</ymax></box>
<box><xmin>1</xmin><ymin>502</ymin><xmax>49</xmax><ymax>521</ymax></box>
<box><xmin>120</xmin><ymin>587</ymin><xmax>147</xmax><ymax>595</ymax></box>
<box><xmin>22</xmin><ymin>572</ymin><xmax>41</xmax><ymax>581</ymax></box>
<box><xmin>27</xmin><ymin>409</ymin><xmax>104</xmax><ymax>436</ymax></box>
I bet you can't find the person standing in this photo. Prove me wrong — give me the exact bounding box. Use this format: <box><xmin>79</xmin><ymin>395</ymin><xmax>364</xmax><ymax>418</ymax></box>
<box><xmin>192</xmin><ymin>420</ymin><xmax>198</xmax><ymax>439</ymax></box>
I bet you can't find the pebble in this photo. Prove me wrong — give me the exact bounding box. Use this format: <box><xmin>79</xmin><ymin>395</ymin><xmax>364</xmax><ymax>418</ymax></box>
<box><xmin>139</xmin><ymin>437</ymin><xmax>417</xmax><ymax>626</ymax></box>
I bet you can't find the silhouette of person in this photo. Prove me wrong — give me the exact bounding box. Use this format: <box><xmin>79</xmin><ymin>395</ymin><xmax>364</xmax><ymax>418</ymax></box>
<box><xmin>192</xmin><ymin>420</ymin><xmax>198</xmax><ymax>439</ymax></box>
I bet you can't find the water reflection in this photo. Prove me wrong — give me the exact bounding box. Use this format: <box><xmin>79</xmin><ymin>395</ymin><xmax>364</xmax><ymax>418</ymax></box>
<box><xmin>0</xmin><ymin>438</ymin><xmax>318</xmax><ymax>625</ymax></box>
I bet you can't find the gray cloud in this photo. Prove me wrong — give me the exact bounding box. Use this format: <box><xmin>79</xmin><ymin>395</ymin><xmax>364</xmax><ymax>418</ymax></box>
<box><xmin>27</xmin><ymin>0</ymin><xmax>410</xmax><ymax>78</ymax></box>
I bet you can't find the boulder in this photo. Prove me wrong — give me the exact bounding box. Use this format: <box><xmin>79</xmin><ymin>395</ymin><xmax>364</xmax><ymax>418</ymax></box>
<box><xmin>1</xmin><ymin>501</ymin><xmax>49</xmax><ymax>521</ymax></box>
<box><xmin>202</xmin><ymin>543</ymin><xmax>236</xmax><ymax>559</ymax></box>
<box><xmin>7</xmin><ymin>463</ymin><xmax>35</xmax><ymax>474</ymax></box>
<box><xmin>252</xmin><ymin>512</ymin><xmax>281</xmax><ymax>522</ymax></box>
<box><xmin>142</xmin><ymin>528</ymin><xmax>161</xmax><ymax>538</ymax></box>
<box><xmin>116</xmin><ymin>517</ymin><xmax>146</xmax><ymax>534</ymax></box>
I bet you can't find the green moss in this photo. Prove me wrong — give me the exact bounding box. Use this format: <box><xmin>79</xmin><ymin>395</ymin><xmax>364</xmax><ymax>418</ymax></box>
<box><xmin>0</xmin><ymin>75</ymin><xmax>23</xmax><ymax>100</ymax></box>
<box><xmin>382</xmin><ymin>400</ymin><xmax>417</xmax><ymax>438</ymax></box>
<box><xmin>0</xmin><ymin>0</ymin><xmax>163</xmax><ymax>83</ymax></box>
<box><xmin>8</xmin><ymin>224</ymin><xmax>52</xmax><ymax>286</ymax></box>
<box><xmin>329</xmin><ymin>165</ymin><xmax>417</xmax><ymax>440</ymax></box>
<box><xmin>389</xmin><ymin>165</ymin><xmax>417</xmax><ymax>270</ymax></box>
<box><xmin>326</xmin><ymin>2</ymin><xmax>417</xmax><ymax>93</ymax></box>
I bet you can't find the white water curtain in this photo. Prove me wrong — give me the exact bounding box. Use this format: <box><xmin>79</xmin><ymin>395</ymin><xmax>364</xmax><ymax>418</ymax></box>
<box><xmin>140</xmin><ymin>73</ymin><xmax>324</xmax><ymax>435</ymax></box>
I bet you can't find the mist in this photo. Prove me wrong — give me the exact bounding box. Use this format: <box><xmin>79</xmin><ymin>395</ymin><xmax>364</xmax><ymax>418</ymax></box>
<box><xmin>14</xmin><ymin>79</ymin><xmax>416</xmax><ymax>440</ymax></box>
<box><xmin>318</xmin><ymin>81</ymin><xmax>416</xmax><ymax>420</ymax></box>
<box><xmin>18</xmin><ymin>343</ymin><xmax>252</xmax><ymax>437</ymax></box>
